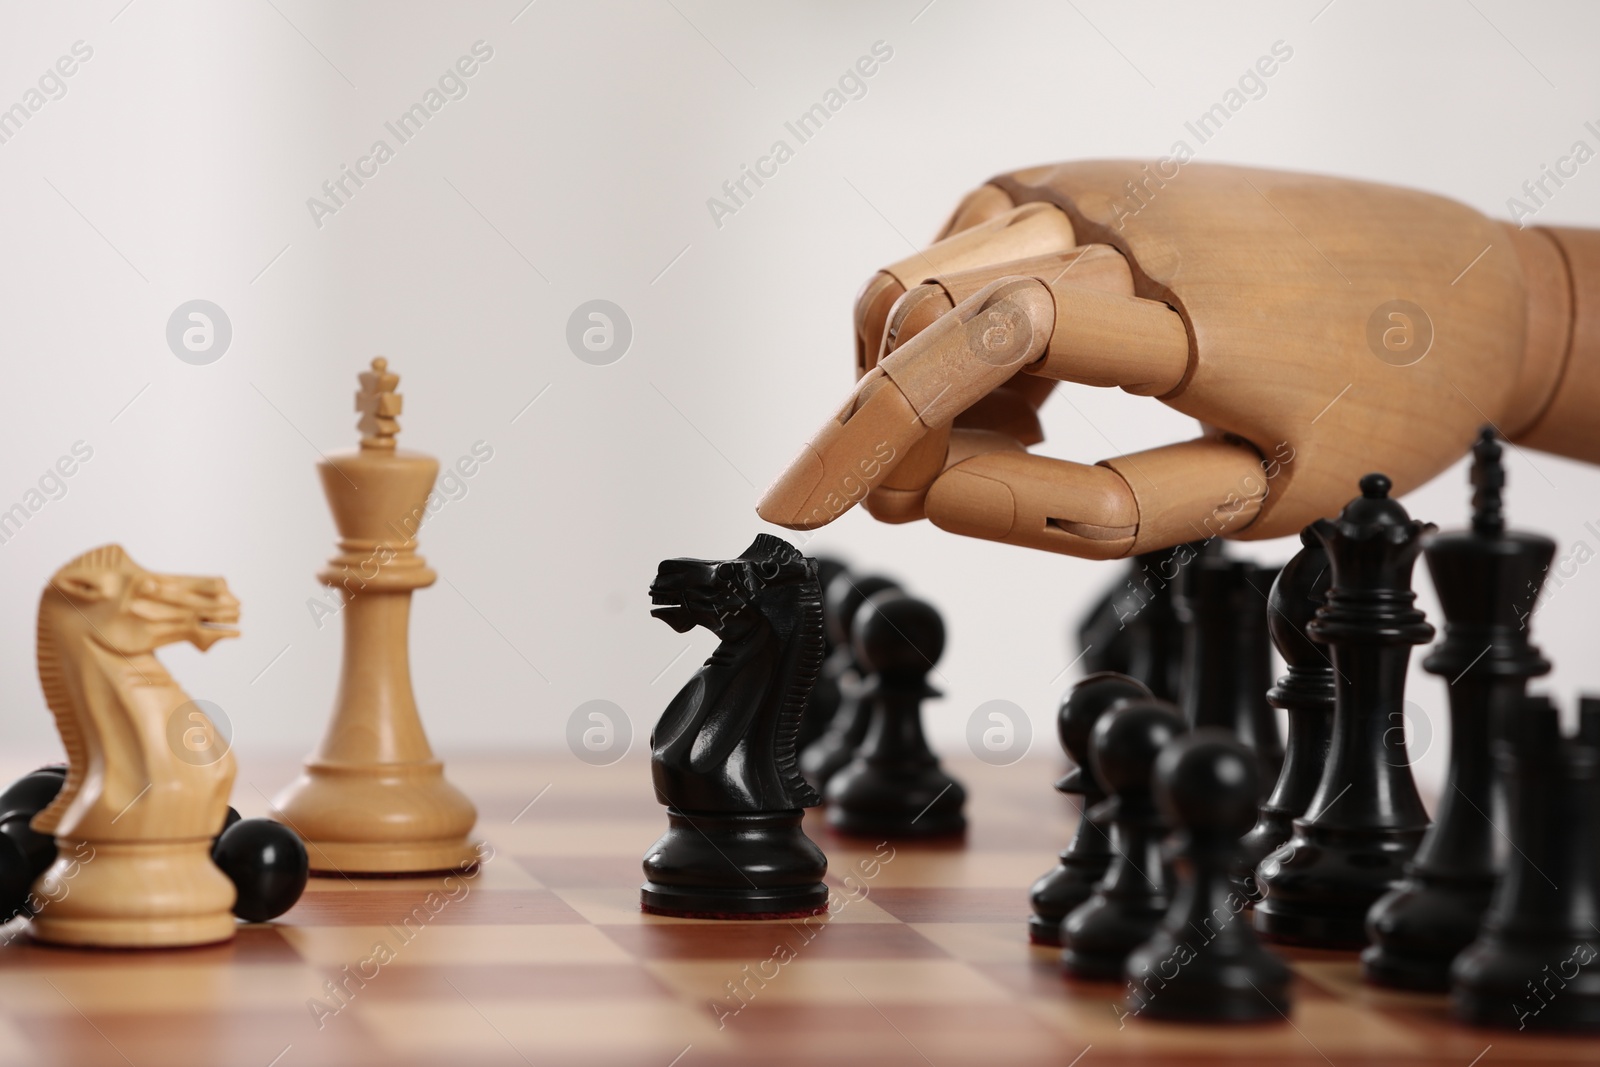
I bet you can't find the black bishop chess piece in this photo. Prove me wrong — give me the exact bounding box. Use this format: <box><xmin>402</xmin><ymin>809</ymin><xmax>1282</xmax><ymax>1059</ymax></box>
<box><xmin>642</xmin><ymin>535</ymin><xmax>830</xmax><ymax>918</ymax></box>
<box><xmin>797</xmin><ymin>556</ymin><xmax>850</xmax><ymax>752</ymax></box>
<box><xmin>1238</xmin><ymin>529</ymin><xmax>1335</xmax><ymax>896</ymax></box>
<box><xmin>1254</xmin><ymin>473</ymin><xmax>1436</xmax><ymax>947</ymax></box>
<box><xmin>1173</xmin><ymin>550</ymin><xmax>1283</xmax><ymax>794</ymax></box>
<box><xmin>827</xmin><ymin>592</ymin><xmax>966</xmax><ymax>838</ymax></box>
<box><xmin>1060</xmin><ymin>697</ymin><xmax>1185</xmax><ymax>979</ymax></box>
<box><xmin>800</xmin><ymin>572</ymin><xmax>902</xmax><ymax>791</ymax></box>
<box><xmin>1364</xmin><ymin>429</ymin><xmax>1553</xmax><ymax>990</ymax></box>
<box><xmin>1122</xmin><ymin>729</ymin><xmax>1292</xmax><ymax>1023</ymax></box>
<box><xmin>1029</xmin><ymin>672</ymin><xmax>1155</xmax><ymax>945</ymax></box>
<box><xmin>1077</xmin><ymin>542</ymin><xmax>1210</xmax><ymax>703</ymax></box>
<box><xmin>1451</xmin><ymin>695</ymin><xmax>1600</xmax><ymax>1031</ymax></box>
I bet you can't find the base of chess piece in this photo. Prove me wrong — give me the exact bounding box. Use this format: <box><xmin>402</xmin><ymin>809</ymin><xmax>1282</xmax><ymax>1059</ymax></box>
<box><xmin>274</xmin><ymin>759</ymin><xmax>479</xmax><ymax>875</ymax></box>
<box><xmin>1361</xmin><ymin>868</ymin><xmax>1496</xmax><ymax>991</ymax></box>
<box><xmin>826</xmin><ymin>758</ymin><xmax>966</xmax><ymax>840</ymax></box>
<box><xmin>1452</xmin><ymin>934</ymin><xmax>1600</xmax><ymax>1030</ymax></box>
<box><xmin>1028</xmin><ymin>849</ymin><xmax>1107</xmax><ymax>945</ymax></box>
<box><xmin>641</xmin><ymin>809</ymin><xmax>829</xmax><ymax>919</ymax></box>
<box><xmin>29</xmin><ymin>839</ymin><xmax>236</xmax><ymax>948</ymax></box>
<box><xmin>1252</xmin><ymin>822</ymin><xmax>1427</xmax><ymax>948</ymax></box>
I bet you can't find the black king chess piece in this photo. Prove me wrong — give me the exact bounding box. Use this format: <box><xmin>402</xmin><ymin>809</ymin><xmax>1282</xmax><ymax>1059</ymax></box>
<box><xmin>1061</xmin><ymin>697</ymin><xmax>1186</xmax><ymax>978</ymax></box>
<box><xmin>1451</xmin><ymin>695</ymin><xmax>1600</xmax><ymax>1031</ymax></box>
<box><xmin>1029</xmin><ymin>673</ymin><xmax>1155</xmax><ymax>945</ymax></box>
<box><xmin>641</xmin><ymin>535</ymin><xmax>830</xmax><ymax>918</ymax></box>
<box><xmin>1077</xmin><ymin>543</ymin><xmax>1207</xmax><ymax>703</ymax></box>
<box><xmin>1364</xmin><ymin>429</ymin><xmax>1553</xmax><ymax>989</ymax></box>
<box><xmin>1254</xmin><ymin>473</ymin><xmax>1436</xmax><ymax>947</ymax></box>
<box><xmin>800</xmin><ymin>573</ymin><xmax>902</xmax><ymax>790</ymax></box>
<box><xmin>1123</xmin><ymin>729</ymin><xmax>1292</xmax><ymax>1022</ymax></box>
<box><xmin>1174</xmin><ymin>551</ymin><xmax>1283</xmax><ymax>794</ymax></box>
<box><xmin>1238</xmin><ymin>529</ymin><xmax>1335</xmax><ymax>896</ymax></box>
<box><xmin>827</xmin><ymin>592</ymin><xmax>966</xmax><ymax>837</ymax></box>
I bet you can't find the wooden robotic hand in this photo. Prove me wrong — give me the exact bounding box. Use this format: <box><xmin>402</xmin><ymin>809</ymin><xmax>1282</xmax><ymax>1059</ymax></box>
<box><xmin>757</xmin><ymin>161</ymin><xmax>1600</xmax><ymax>558</ymax></box>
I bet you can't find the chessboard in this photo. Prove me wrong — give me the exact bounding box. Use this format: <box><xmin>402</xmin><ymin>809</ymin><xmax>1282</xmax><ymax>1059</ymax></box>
<box><xmin>0</xmin><ymin>750</ymin><xmax>1591</xmax><ymax>1067</ymax></box>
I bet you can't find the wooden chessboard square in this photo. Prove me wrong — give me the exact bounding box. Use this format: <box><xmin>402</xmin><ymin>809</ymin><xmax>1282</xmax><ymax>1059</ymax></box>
<box><xmin>348</xmin><ymin>961</ymin><xmax>676</xmax><ymax>1002</ymax></box>
<box><xmin>279</xmin><ymin>923</ymin><xmax>634</xmax><ymax>967</ymax></box>
<box><xmin>355</xmin><ymin>997</ymin><xmax>732</xmax><ymax>1061</ymax></box>
<box><xmin>551</xmin><ymin>886</ymin><xmax>901</xmax><ymax>926</ymax></box>
<box><xmin>600</xmin><ymin>919</ymin><xmax>952</xmax><ymax>961</ymax></box>
<box><xmin>16</xmin><ymin>1009</ymin><xmax>380</xmax><ymax>1067</ymax></box>
<box><xmin>644</xmin><ymin>958</ymin><xmax>1018</xmax><ymax>1006</ymax></box>
<box><xmin>869</xmin><ymin>886</ymin><xmax>1031</xmax><ymax>923</ymax></box>
<box><xmin>511</xmin><ymin>853</ymin><xmax>644</xmax><ymax>888</ymax></box>
<box><xmin>718</xmin><ymin>1002</ymin><xmax>1075</xmax><ymax>1062</ymax></box>
<box><xmin>286</xmin><ymin>887</ymin><xmax>586</xmax><ymax>926</ymax></box>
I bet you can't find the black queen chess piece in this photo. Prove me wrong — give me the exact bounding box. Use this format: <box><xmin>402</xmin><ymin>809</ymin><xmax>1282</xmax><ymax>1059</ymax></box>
<box><xmin>1254</xmin><ymin>473</ymin><xmax>1436</xmax><ymax>947</ymax></box>
<box><xmin>1029</xmin><ymin>672</ymin><xmax>1154</xmax><ymax>945</ymax></box>
<box><xmin>827</xmin><ymin>592</ymin><xmax>966</xmax><ymax>838</ymax></box>
<box><xmin>641</xmin><ymin>535</ymin><xmax>830</xmax><ymax>919</ymax></box>
<box><xmin>1123</xmin><ymin>729</ymin><xmax>1292</xmax><ymax>1023</ymax></box>
<box><xmin>1237</xmin><ymin>529</ymin><xmax>1335</xmax><ymax>896</ymax></box>
<box><xmin>1364</xmin><ymin>429</ymin><xmax>1554</xmax><ymax>990</ymax></box>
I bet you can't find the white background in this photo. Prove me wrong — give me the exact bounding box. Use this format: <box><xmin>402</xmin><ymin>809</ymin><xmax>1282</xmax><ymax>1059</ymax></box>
<box><xmin>1</xmin><ymin>0</ymin><xmax>1597</xmax><ymax>801</ymax></box>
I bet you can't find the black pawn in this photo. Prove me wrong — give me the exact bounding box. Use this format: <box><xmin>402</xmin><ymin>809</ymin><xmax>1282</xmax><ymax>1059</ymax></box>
<box><xmin>827</xmin><ymin>592</ymin><xmax>965</xmax><ymax>837</ymax></box>
<box><xmin>797</xmin><ymin>556</ymin><xmax>850</xmax><ymax>752</ymax></box>
<box><xmin>1078</xmin><ymin>543</ymin><xmax>1208</xmax><ymax>703</ymax></box>
<box><xmin>1365</xmin><ymin>429</ymin><xmax>1553</xmax><ymax>990</ymax></box>
<box><xmin>1124</xmin><ymin>729</ymin><xmax>1292</xmax><ymax>1022</ymax></box>
<box><xmin>1174</xmin><ymin>553</ymin><xmax>1283</xmax><ymax>793</ymax></box>
<box><xmin>1451</xmin><ymin>696</ymin><xmax>1600</xmax><ymax>1030</ymax></box>
<box><xmin>1060</xmin><ymin>697</ymin><xmax>1185</xmax><ymax>979</ymax></box>
<box><xmin>801</xmin><ymin>572</ymin><xmax>901</xmax><ymax>790</ymax></box>
<box><xmin>1029</xmin><ymin>672</ymin><xmax>1155</xmax><ymax>945</ymax></box>
<box><xmin>0</xmin><ymin>765</ymin><xmax>66</xmax><ymax>921</ymax></box>
<box><xmin>1238</xmin><ymin>530</ymin><xmax>1335</xmax><ymax>894</ymax></box>
<box><xmin>1255</xmin><ymin>473</ymin><xmax>1436</xmax><ymax>947</ymax></box>
<box><xmin>212</xmin><ymin>818</ymin><xmax>310</xmax><ymax>923</ymax></box>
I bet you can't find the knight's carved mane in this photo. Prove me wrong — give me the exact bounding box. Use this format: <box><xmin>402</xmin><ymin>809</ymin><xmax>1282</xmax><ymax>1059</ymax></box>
<box><xmin>33</xmin><ymin>544</ymin><xmax>129</xmax><ymax>834</ymax></box>
<box><xmin>738</xmin><ymin>534</ymin><xmax>824</xmax><ymax>808</ymax></box>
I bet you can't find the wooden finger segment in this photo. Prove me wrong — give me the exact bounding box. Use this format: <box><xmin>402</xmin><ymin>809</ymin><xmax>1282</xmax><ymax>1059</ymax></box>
<box><xmin>1513</xmin><ymin>225</ymin><xmax>1600</xmax><ymax>463</ymax></box>
<box><xmin>757</xmin><ymin>370</ymin><xmax>923</xmax><ymax>530</ymax></box>
<box><xmin>925</xmin><ymin>451</ymin><xmax>1138</xmax><ymax>559</ymax></box>
<box><xmin>864</xmin><ymin>428</ymin><xmax>1025</xmax><ymax>524</ymax></box>
<box><xmin>760</xmin><ymin>279</ymin><xmax>1056</xmax><ymax>532</ymax></box>
<box><xmin>1028</xmin><ymin>286</ymin><xmax>1191</xmax><ymax>396</ymax></box>
<box><xmin>1100</xmin><ymin>436</ymin><xmax>1267</xmax><ymax>553</ymax></box>
<box><xmin>855</xmin><ymin>202</ymin><xmax>1074</xmax><ymax>376</ymax></box>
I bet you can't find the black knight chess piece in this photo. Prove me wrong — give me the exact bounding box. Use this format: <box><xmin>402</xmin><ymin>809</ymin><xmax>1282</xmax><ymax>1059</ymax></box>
<box><xmin>1238</xmin><ymin>530</ymin><xmax>1335</xmax><ymax>895</ymax></box>
<box><xmin>797</xmin><ymin>556</ymin><xmax>850</xmax><ymax>752</ymax></box>
<box><xmin>1123</xmin><ymin>729</ymin><xmax>1292</xmax><ymax>1023</ymax></box>
<box><xmin>1451</xmin><ymin>695</ymin><xmax>1600</xmax><ymax>1031</ymax></box>
<box><xmin>1029</xmin><ymin>672</ymin><xmax>1154</xmax><ymax>945</ymax></box>
<box><xmin>827</xmin><ymin>592</ymin><xmax>966</xmax><ymax>838</ymax></box>
<box><xmin>1254</xmin><ymin>474</ymin><xmax>1436</xmax><ymax>947</ymax></box>
<box><xmin>800</xmin><ymin>572</ymin><xmax>902</xmax><ymax>790</ymax></box>
<box><xmin>1173</xmin><ymin>551</ymin><xmax>1283</xmax><ymax>793</ymax></box>
<box><xmin>1364</xmin><ymin>429</ymin><xmax>1553</xmax><ymax>990</ymax></box>
<box><xmin>1060</xmin><ymin>697</ymin><xmax>1185</xmax><ymax>978</ymax></box>
<box><xmin>641</xmin><ymin>535</ymin><xmax>830</xmax><ymax>918</ymax></box>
